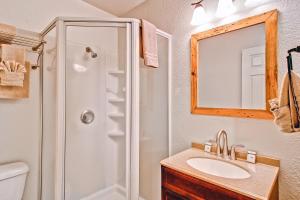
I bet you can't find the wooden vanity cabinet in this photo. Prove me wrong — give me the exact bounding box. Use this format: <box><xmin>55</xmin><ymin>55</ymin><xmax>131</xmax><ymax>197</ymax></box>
<box><xmin>161</xmin><ymin>166</ymin><xmax>255</xmax><ymax>200</ymax></box>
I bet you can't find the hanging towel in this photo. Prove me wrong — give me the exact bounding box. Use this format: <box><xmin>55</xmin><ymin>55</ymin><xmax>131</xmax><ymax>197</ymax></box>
<box><xmin>0</xmin><ymin>44</ymin><xmax>25</xmax><ymax>64</ymax></box>
<box><xmin>270</xmin><ymin>71</ymin><xmax>300</xmax><ymax>132</ymax></box>
<box><xmin>141</xmin><ymin>19</ymin><xmax>159</xmax><ymax>68</ymax></box>
<box><xmin>0</xmin><ymin>23</ymin><xmax>16</xmax><ymax>44</ymax></box>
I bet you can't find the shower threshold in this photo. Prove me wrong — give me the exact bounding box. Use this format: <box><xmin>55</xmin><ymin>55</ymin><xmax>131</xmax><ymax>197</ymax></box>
<box><xmin>81</xmin><ymin>184</ymin><xmax>126</xmax><ymax>200</ymax></box>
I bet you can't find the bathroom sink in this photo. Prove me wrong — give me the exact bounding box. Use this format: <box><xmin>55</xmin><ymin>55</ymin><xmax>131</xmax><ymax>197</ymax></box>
<box><xmin>186</xmin><ymin>157</ymin><xmax>251</xmax><ymax>179</ymax></box>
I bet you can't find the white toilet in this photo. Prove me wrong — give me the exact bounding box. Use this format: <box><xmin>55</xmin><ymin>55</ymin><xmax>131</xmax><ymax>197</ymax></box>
<box><xmin>0</xmin><ymin>162</ymin><xmax>29</xmax><ymax>200</ymax></box>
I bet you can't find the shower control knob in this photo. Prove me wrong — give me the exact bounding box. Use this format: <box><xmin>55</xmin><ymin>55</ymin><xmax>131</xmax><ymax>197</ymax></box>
<box><xmin>80</xmin><ymin>110</ymin><xmax>95</xmax><ymax>124</ymax></box>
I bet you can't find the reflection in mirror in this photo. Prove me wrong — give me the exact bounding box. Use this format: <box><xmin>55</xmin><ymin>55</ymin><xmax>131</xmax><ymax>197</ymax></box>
<box><xmin>198</xmin><ymin>24</ymin><xmax>266</xmax><ymax>109</ymax></box>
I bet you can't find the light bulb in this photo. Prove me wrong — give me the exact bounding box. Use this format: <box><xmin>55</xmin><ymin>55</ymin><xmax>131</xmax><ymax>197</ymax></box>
<box><xmin>245</xmin><ymin>0</ymin><xmax>268</xmax><ymax>7</ymax></box>
<box><xmin>216</xmin><ymin>0</ymin><xmax>236</xmax><ymax>18</ymax></box>
<box><xmin>191</xmin><ymin>5</ymin><xmax>209</xmax><ymax>25</ymax></box>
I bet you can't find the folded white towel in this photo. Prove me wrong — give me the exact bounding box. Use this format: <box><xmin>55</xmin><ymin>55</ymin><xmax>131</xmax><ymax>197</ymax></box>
<box><xmin>2</xmin><ymin>72</ymin><xmax>24</xmax><ymax>80</ymax></box>
<box><xmin>0</xmin><ymin>72</ymin><xmax>24</xmax><ymax>87</ymax></box>
<box><xmin>141</xmin><ymin>19</ymin><xmax>159</xmax><ymax>68</ymax></box>
<box><xmin>0</xmin><ymin>60</ymin><xmax>26</xmax><ymax>73</ymax></box>
<box><xmin>0</xmin><ymin>80</ymin><xmax>24</xmax><ymax>87</ymax></box>
<box><xmin>0</xmin><ymin>60</ymin><xmax>26</xmax><ymax>87</ymax></box>
<box><xmin>0</xmin><ymin>23</ymin><xmax>16</xmax><ymax>44</ymax></box>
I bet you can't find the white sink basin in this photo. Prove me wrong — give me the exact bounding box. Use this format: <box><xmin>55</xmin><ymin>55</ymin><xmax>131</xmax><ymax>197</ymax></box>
<box><xmin>187</xmin><ymin>157</ymin><xmax>251</xmax><ymax>179</ymax></box>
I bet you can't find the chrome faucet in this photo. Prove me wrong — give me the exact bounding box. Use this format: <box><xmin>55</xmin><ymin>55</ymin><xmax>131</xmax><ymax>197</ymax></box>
<box><xmin>216</xmin><ymin>129</ymin><xmax>229</xmax><ymax>159</ymax></box>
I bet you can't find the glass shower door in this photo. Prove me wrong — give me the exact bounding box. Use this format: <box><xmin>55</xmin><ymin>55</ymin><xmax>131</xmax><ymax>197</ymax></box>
<box><xmin>64</xmin><ymin>24</ymin><xmax>130</xmax><ymax>200</ymax></box>
<box><xmin>139</xmin><ymin>34</ymin><xmax>170</xmax><ymax>200</ymax></box>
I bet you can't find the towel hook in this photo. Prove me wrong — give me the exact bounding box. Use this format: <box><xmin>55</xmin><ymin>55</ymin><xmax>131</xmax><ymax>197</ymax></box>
<box><xmin>31</xmin><ymin>41</ymin><xmax>46</xmax><ymax>70</ymax></box>
<box><xmin>287</xmin><ymin>46</ymin><xmax>300</xmax><ymax>72</ymax></box>
<box><xmin>286</xmin><ymin>46</ymin><xmax>300</xmax><ymax>127</ymax></box>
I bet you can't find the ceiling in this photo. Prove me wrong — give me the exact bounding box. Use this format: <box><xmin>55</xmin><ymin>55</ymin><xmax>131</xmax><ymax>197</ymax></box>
<box><xmin>84</xmin><ymin>0</ymin><xmax>147</xmax><ymax>16</ymax></box>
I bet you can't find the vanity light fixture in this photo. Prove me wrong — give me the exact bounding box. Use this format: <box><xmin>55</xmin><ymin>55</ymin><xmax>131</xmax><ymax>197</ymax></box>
<box><xmin>191</xmin><ymin>0</ymin><xmax>209</xmax><ymax>25</ymax></box>
<box><xmin>216</xmin><ymin>0</ymin><xmax>236</xmax><ymax>18</ymax></box>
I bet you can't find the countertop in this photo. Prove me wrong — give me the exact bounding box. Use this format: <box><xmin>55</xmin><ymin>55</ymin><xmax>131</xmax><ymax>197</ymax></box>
<box><xmin>160</xmin><ymin>148</ymin><xmax>279</xmax><ymax>200</ymax></box>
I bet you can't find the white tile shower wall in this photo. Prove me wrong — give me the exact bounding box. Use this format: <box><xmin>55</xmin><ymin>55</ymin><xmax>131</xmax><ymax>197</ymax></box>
<box><xmin>64</xmin><ymin>26</ymin><xmax>122</xmax><ymax>199</ymax></box>
<box><xmin>42</xmin><ymin>25</ymin><xmax>124</xmax><ymax>200</ymax></box>
<box><xmin>0</xmin><ymin>1</ymin><xmax>113</xmax><ymax>200</ymax></box>
<box><xmin>125</xmin><ymin>0</ymin><xmax>300</xmax><ymax>199</ymax></box>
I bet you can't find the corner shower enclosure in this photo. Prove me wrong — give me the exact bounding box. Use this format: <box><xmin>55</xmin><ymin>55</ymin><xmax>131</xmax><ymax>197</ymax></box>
<box><xmin>40</xmin><ymin>18</ymin><xmax>171</xmax><ymax>200</ymax></box>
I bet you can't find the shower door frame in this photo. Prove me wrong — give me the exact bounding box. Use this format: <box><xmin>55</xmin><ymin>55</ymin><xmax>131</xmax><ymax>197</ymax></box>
<box><xmin>41</xmin><ymin>18</ymin><xmax>140</xmax><ymax>200</ymax></box>
<box><xmin>156</xmin><ymin>29</ymin><xmax>173</xmax><ymax>156</ymax></box>
<box><xmin>41</xmin><ymin>17</ymin><xmax>173</xmax><ymax>200</ymax></box>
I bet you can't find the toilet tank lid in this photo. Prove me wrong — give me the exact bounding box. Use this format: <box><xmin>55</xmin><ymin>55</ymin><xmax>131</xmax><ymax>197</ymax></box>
<box><xmin>0</xmin><ymin>162</ymin><xmax>29</xmax><ymax>180</ymax></box>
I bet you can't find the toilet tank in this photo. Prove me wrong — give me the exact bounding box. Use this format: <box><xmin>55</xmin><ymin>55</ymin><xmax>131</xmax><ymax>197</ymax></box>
<box><xmin>0</xmin><ymin>162</ymin><xmax>29</xmax><ymax>200</ymax></box>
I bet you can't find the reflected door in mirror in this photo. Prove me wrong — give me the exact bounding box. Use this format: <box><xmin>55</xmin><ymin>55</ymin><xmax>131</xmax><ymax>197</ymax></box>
<box><xmin>242</xmin><ymin>46</ymin><xmax>266</xmax><ymax>109</ymax></box>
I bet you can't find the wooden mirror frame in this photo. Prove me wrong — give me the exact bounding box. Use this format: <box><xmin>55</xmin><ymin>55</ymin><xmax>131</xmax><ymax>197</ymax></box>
<box><xmin>191</xmin><ymin>10</ymin><xmax>278</xmax><ymax>119</ymax></box>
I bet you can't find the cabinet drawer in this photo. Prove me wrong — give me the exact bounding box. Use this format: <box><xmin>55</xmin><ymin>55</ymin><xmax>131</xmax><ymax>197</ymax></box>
<box><xmin>162</xmin><ymin>166</ymin><xmax>254</xmax><ymax>200</ymax></box>
<box><xmin>162</xmin><ymin>188</ymin><xmax>190</xmax><ymax>200</ymax></box>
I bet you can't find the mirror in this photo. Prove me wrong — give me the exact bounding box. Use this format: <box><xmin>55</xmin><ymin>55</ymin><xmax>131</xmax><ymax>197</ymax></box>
<box><xmin>191</xmin><ymin>10</ymin><xmax>278</xmax><ymax>119</ymax></box>
<box><xmin>198</xmin><ymin>23</ymin><xmax>266</xmax><ymax>109</ymax></box>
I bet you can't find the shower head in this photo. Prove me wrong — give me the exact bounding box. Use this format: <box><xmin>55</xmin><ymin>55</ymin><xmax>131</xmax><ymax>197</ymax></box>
<box><xmin>86</xmin><ymin>47</ymin><xmax>98</xmax><ymax>58</ymax></box>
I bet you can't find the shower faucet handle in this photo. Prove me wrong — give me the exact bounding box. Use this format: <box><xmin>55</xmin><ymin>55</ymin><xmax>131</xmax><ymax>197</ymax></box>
<box><xmin>86</xmin><ymin>47</ymin><xmax>98</xmax><ymax>58</ymax></box>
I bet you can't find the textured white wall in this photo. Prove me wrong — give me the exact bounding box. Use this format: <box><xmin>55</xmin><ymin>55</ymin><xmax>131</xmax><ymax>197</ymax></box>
<box><xmin>125</xmin><ymin>0</ymin><xmax>300</xmax><ymax>199</ymax></box>
<box><xmin>0</xmin><ymin>1</ymin><xmax>113</xmax><ymax>200</ymax></box>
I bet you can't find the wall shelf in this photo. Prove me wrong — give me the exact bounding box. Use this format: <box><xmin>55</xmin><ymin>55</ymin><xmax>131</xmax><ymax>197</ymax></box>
<box><xmin>108</xmin><ymin>113</ymin><xmax>125</xmax><ymax>118</ymax></box>
<box><xmin>108</xmin><ymin>130</ymin><xmax>125</xmax><ymax>137</ymax></box>
<box><xmin>108</xmin><ymin>70</ymin><xmax>125</xmax><ymax>75</ymax></box>
<box><xmin>106</xmin><ymin>67</ymin><xmax>126</xmax><ymax>140</ymax></box>
<box><xmin>108</xmin><ymin>98</ymin><xmax>125</xmax><ymax>103</ymax></box>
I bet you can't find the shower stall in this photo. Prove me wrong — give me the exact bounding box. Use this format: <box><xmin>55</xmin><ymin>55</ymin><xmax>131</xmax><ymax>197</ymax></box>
<box><xmin>40</xmin><ymin>18</ymin><xmax>171</xmax><ymax>200</ymax></box>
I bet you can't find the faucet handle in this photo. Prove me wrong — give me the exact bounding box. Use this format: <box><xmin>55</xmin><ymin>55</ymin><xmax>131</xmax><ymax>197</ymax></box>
<box><xmin>204</xmin><ymin>140</ymin><xmax>217</xmax><ymax>153</ymax></box>
<box><xmin>247</xmin><ymin>150</ymin><xmax>257</xmax><ymax>164</ymax></box>
<box><xmin>230</xmin><ymin>144</ymin><xmax>245</xmax><ymax>160</ymax></box>
<box><xmin>204</xmin><ymin>142</ymin><xmax>212</xmax><ymax>153</ymax></box>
